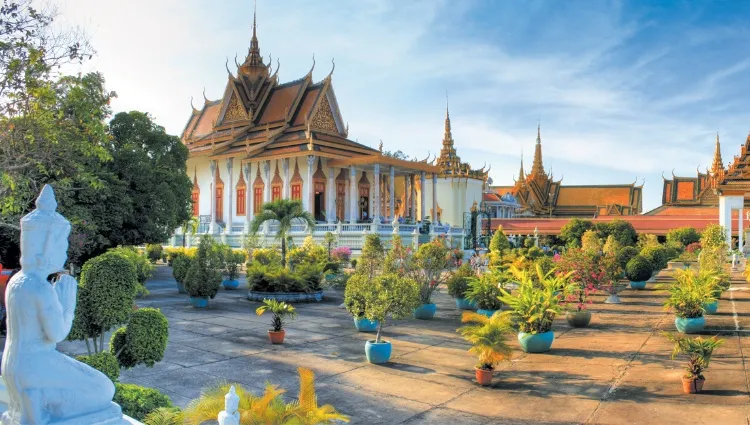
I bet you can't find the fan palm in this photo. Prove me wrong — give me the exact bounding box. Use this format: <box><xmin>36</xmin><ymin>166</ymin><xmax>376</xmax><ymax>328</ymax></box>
<box><xmin>181</xmin><ymin>367</ymin><xmax>348</xmax><ymax>425</ymax></box>
<box><xmin>143</xmin><ymin>408</ymin><xmax>184</xmax><ymax>425</ymax></box>
<box><xmin>250</xmin><ymin>199</ymin><xmax>316</xmax><ymax>267</ymax></box>
<box><xmin>458</xmin><ymin>311</ymin><xmax>513</xmax><ymax>370</ymax></box>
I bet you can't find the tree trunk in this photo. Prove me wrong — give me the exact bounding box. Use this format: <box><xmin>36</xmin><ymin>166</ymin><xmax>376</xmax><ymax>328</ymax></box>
<box><xmin>375</xmin><ymin>319</ymin><xmax>384</xmax><ymax>344</ymax></box>
<box><xmin>85</xmin><ymin>338</ymin><xmax>92</xmax><ymax>356</ymax></box>
<box><xmin>281</xmin><ymin>235</ymin><xmax>287</xmax><ymax>267</ymax></box>
<box><xmin>99</xmin><ymin>328</ymin><xmax>105</xmax><ymax>353</ymax></box>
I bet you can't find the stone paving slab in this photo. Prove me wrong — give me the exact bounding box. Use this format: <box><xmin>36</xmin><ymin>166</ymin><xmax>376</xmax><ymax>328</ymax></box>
<box><xmin>14</xmin><ymin>264</ymin><xmax>750</xmax><ymax>424</ymax></box>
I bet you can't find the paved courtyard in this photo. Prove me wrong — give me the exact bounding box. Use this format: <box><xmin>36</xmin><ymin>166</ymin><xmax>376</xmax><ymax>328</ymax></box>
<box><xmin>47</xmin><ymin>265</ymin><xmax>750</xmax><ymax>424</ymax></box>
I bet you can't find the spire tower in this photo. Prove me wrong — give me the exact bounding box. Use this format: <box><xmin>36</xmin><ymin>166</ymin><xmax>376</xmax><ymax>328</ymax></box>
<box><xmin>529</xmin><ymin>123</ymin><xmax>547</xmax><ymax>180</ymax></box>
<box><xmin>240</xmin><ymin>0</ymin><xmax>268</xmax><ymax>77</ymax></box>
<box><xmin>710</xmin><ymin>132</ymin><xmax>725</xmax><ymax>185</ymax></box>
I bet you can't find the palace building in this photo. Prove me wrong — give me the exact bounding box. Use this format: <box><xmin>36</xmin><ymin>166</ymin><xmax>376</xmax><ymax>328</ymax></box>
<box><xmin>178</xmin><ymin>11</ymin><xmax>482</xmax><ymax>249</ymax></box>
<box><xmin>489</xmin><ymin>126</ymin><xmax>643</xmax><ymax>218</ymax></box>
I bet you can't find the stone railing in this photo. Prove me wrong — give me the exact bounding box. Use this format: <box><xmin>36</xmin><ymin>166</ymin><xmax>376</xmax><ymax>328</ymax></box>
<box><xmin>173</xmin><ymin>221</ymin><xmax>466</xmax><ymax>253</ymax></box>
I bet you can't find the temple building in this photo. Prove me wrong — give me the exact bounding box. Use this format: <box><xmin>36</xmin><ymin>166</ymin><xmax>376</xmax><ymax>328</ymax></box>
<box><xmin>178</xmin><ymin>11</ymin><xmax>475</xmax><ymax>249</ymax></box>
<box><xmin>489</xmin><ymin>126</ymin><xmax>643</xmax><ymax>218</ymax></box>
<box><xmin>644</xmin><ymin>134</ymin><xmax>749</xmax><ymax>215</ymax></box>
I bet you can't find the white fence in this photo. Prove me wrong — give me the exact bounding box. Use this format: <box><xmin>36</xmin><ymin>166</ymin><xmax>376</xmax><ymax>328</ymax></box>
<box><xmin>171</xmin><ymin>221</ymin><xmax>466</xmax><ymax>252</ymax></box>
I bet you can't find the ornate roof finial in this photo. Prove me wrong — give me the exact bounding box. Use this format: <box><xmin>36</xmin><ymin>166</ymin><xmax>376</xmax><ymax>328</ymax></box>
<box><xmin>325</xmin><ymin>58</ymin><xmax>335</xmax><ymax>80</ymax></box>
<box><xmin>306</xmin><ymin>54</ymin><xmax>316</xmax><ymax>78</ymax></box>
<box><xmin>530</xmin><ymin>123</ymin><xmax>547</xmax><ymax>180</ymax></box>
<box><xmin>518</xmin><ymin>153</ymin><xmax>525</xmax><ymax>181</ymax></box>
<box><xmin>202</xmin><ymin>88</ymin><xmax>209</xmax><ymax>104</ymax></box>
<box><xmin>225</xmin><ymin>58</ymin><xmax>233</xmax><ymax>77</ymax></box>
<box><xmin>240</xmin><ymin>0</ymin><xmax>267</xmax><ymax>76</ymax></box>
<box><xmin>190</xmin><ymin>96</ymin><xmax>197</xmax><ymax>112</ymax></box>
<box><xmin>378</xmin><ymin>140</ymin><xmax>383</xmax><ymax>152</ymax></box>
<box><xmin>710</xmin><ymin>131</ymin><xmax>725</xmax><ymax>185</ymax></box>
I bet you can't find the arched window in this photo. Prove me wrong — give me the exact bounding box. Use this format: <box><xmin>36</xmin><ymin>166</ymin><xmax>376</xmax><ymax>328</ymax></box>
<box><xmin>271</xmin><ymin>162</ymin><xmax>283</xmax><ymax>201</ymax></box>
<box><xmin>236</xmin><ymin>168</ymin><xmax>247</xmax><ymax>216</ymax></box>
<box><xmin>191</xmin><ymin>170</ymin><xmax>200</xmax><ymax>216</ymax></box>
<box><xmin>215</xmin><ymin>167</ymin><xmax>224</xmax><ymax>222</ymax></box>
<box><xmin>253</xmin><ymin>166</ymin><xmax>264</xmax><ymax>214</ymax></box>
<box><xmin>291</xmin><ymin>158</ymin><xmax>303</xmax><ymax>201</ymax></box>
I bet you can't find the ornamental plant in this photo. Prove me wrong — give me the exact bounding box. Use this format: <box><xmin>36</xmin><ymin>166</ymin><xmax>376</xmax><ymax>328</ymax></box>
<box><xmin>216</xmin><ymin>244</ymin><xmax>244</xmax><ymax>281</ymax></box>
<box><xmin>331</xmin><ymin>246</ymin><xmax>352</xmax><ymax>264</ymax></box>
<box><xmin>76</xmin><ymin>352</ymin><xmax>121</xmax><ymax>383</ymax></box>
<box><xmin>171</xmin><ymin>250</ymin><xmax>194</xmax><ymax>284</ymax></box>
<box><xmin>555</xmin><ymin>248</ymin><xmax>618</xmax><ymax>309</ymax></box>
<box><xmin>499</xmin><ymin>264</ymin><xmax>573</xmax><ymax>334</ymax></box>
<box><xmin>663</xmin><ymin>333</ymin><xmax>724</xmax><ymax>381</ymax></box>
<box><xmin>359</xmin><ymin>273</ymin><xmax>420</xmax><ymax>343</ymax></box>
<box><xmin>465</xmin><ymin>270</ymin><xmax>505</xmax><ymax>311</ymax></box>
<box><xmin>685</xmin><ymin>242</ymin><xmax>702</xmax><ymax>254</ymax></box>
<box><xmin>664</xmin><ymin>269</ymin><xmax>716</xmax><ymax>318</ymax></box>
<box><xmin>581</xmin><ymin>230</ymin><xmax>603</xmax><ymax>253</ymax></box>
<box><xmin>145</xmin><ymin>243</ymin><xmax>163</xmax><ymax>263</ymax></box>
<box><xmin>183</xmin><ymin>237</ymin><xmax>222</xmax><ymax>299</ymax></box>
<box><xmin>256</xmin><ymin>299</ymin><xmax>297</xmax><ymax>332</ymax></box>
<box><xmin>667</xmin><ymin>227</ymin><xmax>701</xmax><ymax>248</ymax></box>
<box><xmin>110</xmin><ymin>246</ymin><xmax>155</xmax><ymax>297</ymax></box>
<box><xmin>447</xmin><ymin>264</ymin><xmax>476</xmax><ymax>299</ymax></box>
<box><xmin>615</xmin><ymin>246</ymin><xmax>639</xmax><ymax>271</ymax></box>
<box><xmin>250</xmin><ymin>199</ymin><xmax>316</xmax><ymax>267</ymax></box>
<box><xmin>640</xmin><ymin>244</ymin><xmax>671</xmax><ymax>271</ymax></box>
<box><xmin>458</xmin><ymin>311</ymin><xmax>513</xmax><ymax>371</ymax></box>
<box><xmin>412</xmin><ymin>238</ymin><xmax>451</xmax><ymax>304</ymax></box>
<box><xmin>625</xmin><ymin>255</ymin><xmax>653</xmax><ymax>282</ymax></box>
<box><xmin>110</xmin><ymin>307</ymin><xmax>169</xmax><ymax>369</ymax></box>
<box><xmin>701</xmin><ymin>224</ymin><xmax>726</xmax><ymax>249</ymax></box>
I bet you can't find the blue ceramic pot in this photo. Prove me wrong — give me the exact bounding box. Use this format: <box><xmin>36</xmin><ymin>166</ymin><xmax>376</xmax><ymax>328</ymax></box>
<box><xmin>176</xmin><ymin>282</ymin><xmax>187</xmax><ymax>294</ymax></box>
<box><xmin>629</xmin><ymin>281</ymin><xmax>647</xmax><ymax>290</ymax></box>
<box><xmin>222</xmin><ymin>279</ymin><xmax>239</xmax><ymax>290</ymax></box>
<box><xmin>675</xmin><ymin>316</ymin><xmax>705</xmax><ymax>334</ymax></box>
<box><xmin>190</xmin><ymin>297</ymin><xmax>208</xmax><ymax>308</ymax></box>
<box><xmin>365</xmin><ymin>340</ymin><xmax>392</xmax><ymax>364</ymax></box>
<box><xmin>414</xmin><ymin>303</ymin><xmax>437</xmax><ymax>320</ymax></box>
<box><xmin>325</xmin><ymin>273</ymin><xmax>337</xmax><ymax>281</ymax></box>
<box><xmin>354</xmin><ymin>317</ymin><xmax>379</xmax><ymax>332</ymax></box>
<box><xmin>518</xmin><ymin>331</ymin><xmax>554</xmax><ymax>353</ymax></box>
<box><xmin>455</xmin><ymin>298</ymin><xmax>477</xmax><ymax>310</ymax></box>
<box><xmin>703</xmin><ymin>301</ymin><xmax>718</xmax><ymax>315</ymax></box>
<box><xmin>477</xmin><ymin>309</ymin><xmax>498</xmax><ymax>318</ymax></box>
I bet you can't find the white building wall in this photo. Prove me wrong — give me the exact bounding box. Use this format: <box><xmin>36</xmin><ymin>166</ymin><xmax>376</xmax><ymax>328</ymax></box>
<box><xmin>421</xmin><ymin>177</ymin><xmax>483</xmax><ymax>227</ymax></box>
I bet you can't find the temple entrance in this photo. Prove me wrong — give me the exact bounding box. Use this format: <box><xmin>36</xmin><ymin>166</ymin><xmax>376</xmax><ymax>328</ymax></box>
<box><xmin>359</xmin><ymin>194</ymin><xmax>369</xmax><ymax>221</ymax></box>
<box><xmin>336</xmin><ymin>182</ymin><xmax>346</xmax><ymax>221</ymax></box>
<box><xmin>314</xmin><ymin>181</ymin><xmax>326</xmax><ymax>222</ymax></box>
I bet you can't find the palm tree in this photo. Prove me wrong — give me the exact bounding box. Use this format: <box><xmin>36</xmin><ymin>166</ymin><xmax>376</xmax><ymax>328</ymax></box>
<box><xmin>180</xmin><ymin>216</ymin><xmax>199</xmax><ymax>247</ymax></box>
<box><xmin>250</xmin><ymin>199</ymin><xmax>316</xmax><ymax>267</ymax></box>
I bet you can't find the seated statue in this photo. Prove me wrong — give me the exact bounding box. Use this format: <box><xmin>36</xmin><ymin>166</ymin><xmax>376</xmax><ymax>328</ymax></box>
<box><xmin>1</xmin><ymin>185</ymin><xmax>124</xmax><ymax>425</ymax></box>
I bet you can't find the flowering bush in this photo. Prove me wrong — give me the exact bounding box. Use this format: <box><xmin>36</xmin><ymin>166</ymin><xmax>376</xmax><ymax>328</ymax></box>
<box><xmin>685</xmin><ymin>242</ymin><xmax>702</xmax><ymax>254</ymax></box>
<box><xmin>331</xmin><ymin>246</ymin><xmax>352</xmax><ymax>264</ymax></box>
<box><xmin>555</xmin><ymin>248</ymin><xmax>621</xmax><ymax>310</ymax></box>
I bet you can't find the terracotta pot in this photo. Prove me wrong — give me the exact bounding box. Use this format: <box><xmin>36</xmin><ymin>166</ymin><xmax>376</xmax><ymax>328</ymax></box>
<box><xmin>682</xmin><ymin>377</ymin><xmax>705</xmax><ymax>394</ymax></box>
<box><xmin>475</xmin><ymin>367</ymin><xmax>494</xmax><ymax>386</ymax></box>
<box><xmin>268</xmin><ymin>330</ymin><xmax>286</xmax><ymax>344</ymax></box>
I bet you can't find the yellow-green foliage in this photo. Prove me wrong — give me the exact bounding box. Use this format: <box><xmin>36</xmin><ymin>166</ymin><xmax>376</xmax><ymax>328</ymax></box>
<box><xmin>252</xmin><ymin>248</ymin><xmax>282</xmax><ymax>266</ymax></box>
<box><xmin>181</xmin><ymin>367</ymin><xmax>349</xmax><ymax>425</ymax></box>
<box><xmin>287</xmin><ymin>236</ymin><xmax>327</xmax><ymax>269</ymax></box>
<box><xmin>114</xmin><ymin>383</ymin><xmax>173</xmax><ymax>421</ymax></box>
<box><xmin>499</xmin><ymin>265</ymin><xmax>573</xmax><ymax>334</ymax></box>
<box><xmin>637</xmin><ymin>233</ymin><xmax>660</xmax><ymax>250</ymax></box>
<box><xmin>602</xmin><ymin>235</ymin><xmax>621</xmax><ymax>255</ymax></box>
<box><xmin>701</xmin><ymin>224</ymin><xmax>726</xmax><ymax>249</ymax></box>
<box><xmin>77</xmin><ymin>352</ymin><xmax>120</xmax><ymax>383</ymax></box>
<box><xmin>581</xmin><ymin>230</ymin><xmax>602</xmax><ymax>253</ymax></box>
<box><xmin>666</xmin><ymin>269</ymin><xmax>717</xmax><ymax>318</ymax></box>
<box><xmin>458</xmin><ymin>311</ymin><xmax>513</xmax><ymax>370</ymax></box>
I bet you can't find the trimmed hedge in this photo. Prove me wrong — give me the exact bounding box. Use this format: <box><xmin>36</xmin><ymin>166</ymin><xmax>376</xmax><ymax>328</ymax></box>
<box><xmin>111</xmin><ymin>308</ymin><xmax>169</xmax><ymax>369</ymax></box>
<box><xmin>247</xmin><ymin>262</ymin><xmax>323</xmax><ymax>293</ymax></box>
<box><xmin>114</xmin><ymin>383</ymin><xmax>173</xmax><ymax>421</ymax></box>
<box><xmin>615</xmin><ymin>246</ymin><xmax>639</xmax><ymax>270</ymax></box>
<box><xmin>625</xmin><ymin>255</ymin><xmax>653</xmax><ymax>282</ymax></box>
<box><xmin>76</xmin><ymin>352</ymin><xmax>120</xmax><ymax>383</ymax></box>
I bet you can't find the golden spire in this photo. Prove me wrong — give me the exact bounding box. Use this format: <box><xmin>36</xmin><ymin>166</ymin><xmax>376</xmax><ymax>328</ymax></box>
<box><xmin>240</xmin><ymin>0</ymin><xmax>268</xmax><ymax>76</ymax></box>
<box><xmin>518</xmin><ymin>153</ymin><xmax>525</xmax><ymax>181</ymax></box>
<box><xmin>442</xmin><ymin>96</ymin><xmax>453</xmax><ymax>150</ymax></box>
<box><xmin>529</xmin><ymin>123</ymin><xmax>547</xmax><ymax>179</ymax></box>
<box><xmin>711</xmin><ymin>132</ymin><xmax>724</xmax><ymax>174</ymax></box>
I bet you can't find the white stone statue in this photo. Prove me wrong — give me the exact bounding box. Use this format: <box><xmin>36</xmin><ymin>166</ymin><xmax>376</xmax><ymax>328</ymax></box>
<box><xmin>218</xmin><ymin>385</ymin><xmax>240</xmax><ymax>425</ymax></box>
<box><xmin>1</xmin><ymin>185</ymin><xmax>124</xmax><ymax>425</ymax></box>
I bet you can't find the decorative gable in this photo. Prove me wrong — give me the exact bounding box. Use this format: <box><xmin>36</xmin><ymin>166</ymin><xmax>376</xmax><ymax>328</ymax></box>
<box><xmin>224</xmin><ymin>91</ymin><xmax>249</xmax><ymax>123</ymax></box>
<box><xmin>310</xmin><ymin>92</ymin><xmax>339</xmax><ymax>134</ymax></box>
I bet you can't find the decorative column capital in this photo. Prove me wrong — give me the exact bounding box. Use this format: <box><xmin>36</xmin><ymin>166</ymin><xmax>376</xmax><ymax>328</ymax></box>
<box><xmin>307</xmin><ymin>155</ymin><xmax>316</xmax><ymax>166</ymax></box>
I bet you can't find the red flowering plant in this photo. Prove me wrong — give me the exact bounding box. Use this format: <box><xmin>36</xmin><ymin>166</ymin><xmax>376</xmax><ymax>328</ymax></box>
<box><xmin>555</xmin><ymin>249</ymin><xmax>621</xmax><ymax>311</ymax></box>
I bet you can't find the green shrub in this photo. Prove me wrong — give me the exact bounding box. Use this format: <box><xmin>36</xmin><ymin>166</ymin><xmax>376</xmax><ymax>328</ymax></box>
<box><xmin>76</xmin><ymin>352</ymin><xmax>120</xmax><ymax>383</ymax></box>
<box><xmin>216</xmin><ymin>244</ymin><xmax>244</xmax><ymax>280</ymax></box>
<box><xmin>447</xmin><ymin>264</ymin><xmax>475</xmax><ymax>298</ymax></box>
<box><xmin>287</xmin><ymin>236</ymin><xmax>328</xmax><ymax>270</ymax></box>
<box><xmin>489</xmin><ymin>227</ymin><xmax>511</xmax><ymax>253</ymax></box>
<box><xmin>595</xmin><ymin>219</ymin><xmax>637</xmax><ymax>246</ymax></box>
<box><xmin>145</xmin><ymin>244</ymin><xmax>163</xmax><ymax>263</ymax></box>
<box><xmin>640</xmin><ymin>245</ymin><xmax>671</xmax><ymax>271</ymax></box>
<box><xmin>171</xmin><ymin>251</ymin><xmax>193</xmax><ymax>284</ymax></box>
<box><xmin>68</xmin><ymin>252</ymin><xmax>138</xmax><ymax>352</ymax></box>
<box><xmin>560</xmin><ymin>218</ymin><xmax>593</xmax><ymax>248</ymax></box>
<box><xmin>252</xmin><ymin>248</ymin><xmax>282</xmax><ymax>266</ymax></box>
<box><xmin>465</xmin><ymin>272</ymin><xmax>504</xmax><ymax>310</ymax></box>
<box><xmin>114</xmin><ymin>383</ymin><xmax>173</xmax><ymax>421</ymax></box>
<box><xmin>111</xmin><ymin>307</ymin><xmax>169</xmax><ymax>369</ymax></box>
<box><xmin>615</xmin><ymin>246</ymin><xmax>639</xmax><ymax>270</ymax></box>
<box><xmin>110</xmin><ymin>246</ymin><xmax>155</xmax><ymax>285</ymax></box>
<box><xmin>625</xmin><ymin>255</ymin><xmax>653</xmax><ymax>282</ymax></box>
<box><xmin>666</xmin><ymin>227</ymin><xmax>701</xmax><ymax>248</ymax></box>
<box><xmin>184</xmin><ymin>237</ymin><xmax>222</xmax><ymax>299</ymax></box>
<box><xmin>246</xmin><ymin>261</ymin><xmax>321</xmax><ymax>293</ymax></box>
<box><xmin>701</xmin><ymin>224</ymin><xmax>726</xmax><ymax>249</ymax></box>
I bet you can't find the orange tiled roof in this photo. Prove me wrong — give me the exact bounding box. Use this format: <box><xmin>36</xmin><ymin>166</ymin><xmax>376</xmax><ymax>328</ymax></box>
<box><xmin>555</xmin><ymin>186</ymin><xmax>631</xmax><ymax>207</ymax></box>
<box><xmin>258</xmin><ymin>82</ymin><xmax>306</xmax><ymax>125</ymax></box>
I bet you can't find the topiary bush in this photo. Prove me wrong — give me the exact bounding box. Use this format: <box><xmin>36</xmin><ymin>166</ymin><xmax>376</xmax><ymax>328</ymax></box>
<box><xmin>114</xmin><ymin>383</ymin><xmax>173</xmax><ymax>421</ymax></box>
<box><xmin>640</xmin><ymin>244</ymin><xmax>671</xmax><ymax>271</ymax></box>
<box><xmin>76</xmin><ymin>352</ymin><xmax>120</xmax><ymax>383</ymax></box>
<box><xmin>110</xmin><ymin>246</ymin><xmax>154</xmax><ymax>297</ymax></box>
<box><xmin>145</xmin><ymin>244</ymin><xmax>163</xmax><ymax>264</ymax></box>
<box><xmin>111</xmin><ymin>307</ymin><xmax>169</xmax><ymax>369</ymax></box>
<box><xmin>183</xmin><ymin>237</ymin><xmax>222</xmax><ymax>299</ymax></box>
<box><xmin>615</xmin><ymin>246</ymin><xmax>639</xmax><ymax>270</ymax></box>
<box><xmin>666</xmin><ymin>227</ymin><xmax>701</xmax><ymax>248</ymax></box>
<box><xmin>171</xmin><ymin>251</ymin><xmax>193</xmax><ymax>284</ymax></box>
<box><xmin>447</xmin><ymin>264</ymin><xmax>475</xmax><ymax>298</ymax></box>
<box><xmin>68</xmin><ymin>251</ymin><xmax>139</xmax><ymax>353</ymax></box>
<box><xmin>625</xmin><ymin>255</ymin><xmax>653</xmax><ymax>282</ymax></box>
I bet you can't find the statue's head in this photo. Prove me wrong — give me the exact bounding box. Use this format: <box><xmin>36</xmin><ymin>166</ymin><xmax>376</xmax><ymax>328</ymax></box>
<box><xmin>225</xmin><ymin>385</ymin><xmax>239</xmax><ymax>413</ymax></box>
<box><xmin>19</xmin><ymin>185</ymin><xmax>71</xmax><ymax>276</ymax></box>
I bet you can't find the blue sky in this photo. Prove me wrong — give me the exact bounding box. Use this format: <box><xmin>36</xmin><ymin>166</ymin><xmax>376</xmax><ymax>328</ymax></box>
<box><xmin>58</xmin><ymin>0</ymin><xmax>750</xmax><ymax>212</ymax></box>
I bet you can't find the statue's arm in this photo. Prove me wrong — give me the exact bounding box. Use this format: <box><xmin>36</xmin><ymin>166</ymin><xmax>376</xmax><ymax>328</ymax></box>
<box><xmin>39</xmin><ymin>278</ymin><xmax>75</xmax><ymax>343</ymax></box>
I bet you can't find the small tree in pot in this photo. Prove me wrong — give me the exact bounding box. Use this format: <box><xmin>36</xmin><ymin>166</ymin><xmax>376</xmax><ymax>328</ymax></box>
<box><xmin>447</xmin><ymin>264</ymin><xmax>477</xmax><ymax>310</ymax></box>
<box><xmin>663</xmin><ymin>333</ymin><xmax>724</xmax><ymax>393</ymax></box>
<box><xmin>625</xmin><ymin>255</ymin><xmax>653</xmax><ymax>289</ymax></box>
<box><xmin>458</xmin><ymin>311</ymin><xmax>513</xmax><ymax>386</ymax></box>
<box><xmin>411</xmin><ymin>238</ymin><xmax>451</xmax><ymax>319</ymax></box>
<box><xmin>465</xmin><ymin>271</ymin><xmax>505</xmax><ymax>317</ymax></box>
<box><xmin>256</xmin><ymin>299</ymin><xmax>297</xmax><ymax>344</ymax></box>
<box><xmin>183</xmin><ymin>237</ymin><xmax>222</xmax><ymax>308</ymax></box>
<box><xmin>349</xmin><ymin>273</ymin><xmax>420</xmax><ymax>364</ymax></box>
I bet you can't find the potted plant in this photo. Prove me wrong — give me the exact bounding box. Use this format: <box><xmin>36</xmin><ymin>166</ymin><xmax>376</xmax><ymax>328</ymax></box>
<box><xmin>344</xmin><ymin>273</ymin><xmax>379</xmax><ymax>332</ymax></box>
<box><xmin>171</xmin><ymin>250</ymin><xmax>192</xmax><ymax>294</ymax></box>
<box><xmin>625</xmin><ymin>255</ymin><xmax>653</xmax><ymax>290</ymax></box>
<box><xmin>255</xmin><ymin>299</ymin><xmax>297</xmax><ymax>344</ymax></box>
<box><xmin>665</xmin><ymin>269</ymin><xmax>714</xmax><ymax>334</ymax></box>
<box><xmin>499</xmin><ymin>265</ymin><xmax>573</xmax><ymax>353</ymax></box>
<box><xmin>447</xmin><ymin>264</ymin><xmax>477</xmax><ymax>310</ymax></box>
<box><xmin>411</xmin><ymin>239</ymin><xmax>450</xmax><ymax>320</ymax></box>
<box><xmin>458</xmin><ymin>311</ymin><xmax>513</xmax><ymax>386</ymax></box>
<box><xmin>221</xmin><ymin>248</ymin><xmax>244</xmax><ymax>290</ymax></box>
<box><xmin>700</xmin><ymin>245</ymin><xmax>729</xmax><ymax>314</ymax></box>
<box><xmin>664</xmin><ymin>333</ymin><xmax>724</xmax><ymax>393</ymax></box>
<box><xmin>465</xmin><ymin>271</ymin><xmax>505</xmax><ymax>317</ymax></box>
<box><xmin>352</xmin><ymin>273</ymin><xmax>420</xmax><ymax>364</ymax></box>
<box><xmin>556</xmin><ymin>248</ymin><xmax>611</xmax><ymax>327</ymax></box>
<box><xmin>183</xmin><ymin>237</ymin><xmax>222</xmax><ymax>308</ymax></box>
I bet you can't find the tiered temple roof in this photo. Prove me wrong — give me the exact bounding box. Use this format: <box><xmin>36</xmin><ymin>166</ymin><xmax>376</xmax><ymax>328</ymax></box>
<box><xmin>490</xmin><ymin>126</ymin><xmax>642</xmax><ymax>217</ymax></box>
<box><xmin>434</xmin><ymin>104</ymin><xmax>488</xmax><ymax>180</ymax></box>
